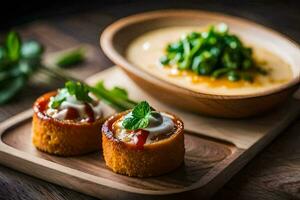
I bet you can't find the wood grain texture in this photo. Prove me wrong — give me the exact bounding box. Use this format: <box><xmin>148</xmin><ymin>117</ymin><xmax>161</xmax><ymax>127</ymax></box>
<box><xmin>0</xmin><ymin>110</ymin><xmax>241</xmax><ymax>199</ymax></box>
<box><xmin>1</xmin><ymin>1</ymin><xmax>300</xmax><ymax>200</ymax></box>
<box><xmin>214</xmin><ymin>120</ymin><xmax>300</xmax><ymax>200</ymax></box>
<box><xmin>0</xmin><ymin>67</ymin><xmax>299</xmax><ymax>199</ymax></box>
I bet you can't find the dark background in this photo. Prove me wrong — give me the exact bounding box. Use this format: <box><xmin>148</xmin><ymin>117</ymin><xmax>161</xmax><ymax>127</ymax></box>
<box><xmin>2</xmin><ymin>0</ymin><xmax>299</xmax><ymax>30</ymax></box>
<box><xmin>2</xmin><ymin>0</ymin><xmax>300</xmax><ymax>46</ymax></box>
<box><xmin>2</xmin><ymin>0</ymin><xmax>300</xmax><ymax>47</ymax></box>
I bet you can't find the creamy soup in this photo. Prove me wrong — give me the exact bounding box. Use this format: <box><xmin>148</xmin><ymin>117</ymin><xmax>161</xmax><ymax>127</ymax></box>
<box><xmin>126</xmin><ymin>26</ymin><xmax>293</xmax><ymax>95</ymax></box>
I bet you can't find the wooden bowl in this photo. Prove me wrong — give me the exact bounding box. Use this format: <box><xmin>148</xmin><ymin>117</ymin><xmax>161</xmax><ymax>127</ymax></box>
<box><xmin>100</xmin><ymin>10</ymin><xmax>300</xmax><ymax>118</ymax></box>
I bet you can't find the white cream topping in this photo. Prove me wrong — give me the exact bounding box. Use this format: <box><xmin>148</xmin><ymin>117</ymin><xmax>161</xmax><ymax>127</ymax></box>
<box><xmin>144</xmin><ymin>115</ymin><xmax>174</xmax><ymax>144</ymax></box>
<box><xmin>115</xmin><ymin>112</ymin><xmax>174</xmax><ymax>144</ymax></box>
<box><xmin>46</xmin><ymin>95</ymin><xmax>102</xmax><ymax>121</ymax></box>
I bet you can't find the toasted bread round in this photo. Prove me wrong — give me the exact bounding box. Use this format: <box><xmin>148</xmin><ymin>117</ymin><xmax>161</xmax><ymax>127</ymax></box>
<box><xmin>32</xmin><ymin>92</ymin><xmax>104</xmax><ymax>156</ymax></box>
<box><xmin>102</xmin><ymin>111</ymin><xmax>185</xmax><ymax>177</ymax></box>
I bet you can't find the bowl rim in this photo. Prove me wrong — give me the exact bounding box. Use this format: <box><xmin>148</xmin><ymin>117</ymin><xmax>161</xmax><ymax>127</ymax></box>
<box><xmin>100</xmin><ymin>9</ymin><xmax>300</xmax><ymax>100</ymax></box>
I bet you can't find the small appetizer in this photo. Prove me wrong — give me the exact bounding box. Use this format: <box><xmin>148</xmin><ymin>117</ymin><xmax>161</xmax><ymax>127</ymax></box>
<box><xmin>102</xmin><ymin>101</ymin><xmax>184</xmax><ymax>177</ymax></box>
<box><xmin>32</xmin><ymin>81</ymin><xmax>105</xmax><ymax>156</ymax></box>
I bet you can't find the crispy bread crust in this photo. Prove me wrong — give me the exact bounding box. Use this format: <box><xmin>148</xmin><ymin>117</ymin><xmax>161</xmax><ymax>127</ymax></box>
<box><xmin>32</xmin><ymin>92</ymin><xmax>104</xmax><ymax>156</ymax></box>
<box><xmin>102</xmin><ymin>111</ymin><xmax>185</xmax><ymax>177</ymax></box>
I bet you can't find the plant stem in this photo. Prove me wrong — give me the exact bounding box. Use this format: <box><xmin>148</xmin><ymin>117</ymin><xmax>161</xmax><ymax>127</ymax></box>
<box><xmin>39</xmin><ymin>66</ymin><xmax>136</xmax><ymax>111</ymax></box>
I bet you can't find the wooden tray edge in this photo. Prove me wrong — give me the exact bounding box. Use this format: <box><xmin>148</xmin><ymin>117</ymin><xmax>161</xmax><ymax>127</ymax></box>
<box><xmin>0</xmin><ymin>109</ymin><xmax>245</xmax><ymax>199</ymax></box>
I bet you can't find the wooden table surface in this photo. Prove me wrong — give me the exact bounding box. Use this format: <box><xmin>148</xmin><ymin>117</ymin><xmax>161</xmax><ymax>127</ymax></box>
<box><xmin>1</xmin><ymin>1</ymin><xmax>300</xmax><ymax>199</ymax></box>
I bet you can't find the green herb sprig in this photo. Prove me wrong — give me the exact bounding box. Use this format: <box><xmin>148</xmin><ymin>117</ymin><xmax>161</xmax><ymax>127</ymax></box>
<box><xmin>55</xmin><ymin>48</ymin><xmax>85</xmax><ymax>68</ymax></box>
<box><xmin>122</xmin><ymin>101</ymin><xmax>153</xmax><ymax>130</ymax></box>
<box><xmin>49</xmin><ymin>81</ymin><xmax>93</xmax><ymax>109</ymax></box>
<box><xmin>88</xmin><ymin>81</ymin><xmax>137</xmax><ymax>111</ymax></box>
<box><xmin>49</xmin><ymin>81</ymin><xmax>137</xmax><ymax>111</ymax></box>
<box><xmin>0</xmin><ymin>31</ymin><xmax>137</xmax><ymax>111</ymax></box>
<box><xmin>66</xmin><ymin>81</ymin><xmax>93</xmax><ymax>103</ymax></box>
<box><xmin>160</xmin><ymin>23</ymin><xmax>267</xmax><ymax>82</ymax></box>
<box><xmin>0</xmin><ymin>31</ymin><xmax>87</xmax><ymax>104</ymax></box>
<box><xmin>0</xmin><ymin>31</ymin><xmax>44</xmax><ymax>104</ymax></box>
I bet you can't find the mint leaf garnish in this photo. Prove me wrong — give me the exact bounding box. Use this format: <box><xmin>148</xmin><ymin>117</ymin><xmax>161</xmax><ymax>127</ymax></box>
<box><xmin>122</xmin><ymin>101</ymin><xmax>152</xmax><ymax>130</ymax></box>
<box><xmin>65</xmin><ymin>81</ymin><xmax>93</xmax><ymax>103</ymax></box>
<box><xmin>49</xmin><ymin>81</ymin><xmax>93</xmax><ymax>109</ymax></box>
<box><xmin>132</xmin><ymin>101</ymin><xmax>151</xmax><ymax>118</ymax></box>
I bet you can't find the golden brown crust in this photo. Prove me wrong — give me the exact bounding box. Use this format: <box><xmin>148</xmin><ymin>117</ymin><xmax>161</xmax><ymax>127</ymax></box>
<box><xmin>102</xmin><ymin>111</ymin><xmax>185</xmax><ymax>177</ymax></box>
<box><xmin>32</xmin><ymin>92</ymin><xmax>104</xmax><ymax>156</ymax></box>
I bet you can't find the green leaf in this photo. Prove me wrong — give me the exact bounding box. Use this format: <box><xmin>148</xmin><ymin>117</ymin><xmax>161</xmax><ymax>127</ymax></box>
<box><xmin>6</xmin><ymin>31</ymin><xmax>21</xmax><ymax>62</ymax></box>
<box><xmin>0</xmin><ymin>65</ymin><xmax>24</xmax><ymax>82</ymax></box>
<box><xmin>242</xmin><ymin>59</ymin><xmax>252</xmax><ymax>70</ymax></box>
<box><xmin>241</xmin><ymin>72</ymin><xmax>254</xmax><ymax>82</ymax></box>
<box><xmin>227</xmin><ymin>70</ymin><xmax>240</xmax><ymax>81</ymax></box>
<box><xmin>0</xmin><ymin>47</ymin><xmax>7</xmax><ymax>63</ymax></box>
<box><xmin>0</xmin><ymin>76</ymin><xmax>25</xmax><ymax>104</ymax></box>
<box><xmin>212</xmin><ymin>68</ymin><xmax>231</xmax><ymax>78</ymax></box>
<box><xmin>18</xmin><ymin>60</ymin><xmax>33</xmax><ymax>76</ymax></box>
<box><xmin>90</xmin><ymin>81</ymin><xmax>137</xmax><ymax>111</ymax></box>
<box><xmin>132</xmin><ymin>101</ymin><xmax>151</xmax><ymax>118</ymax></box>
<box><xmin>122</xmin><ymin>101</ymin><xmax>152</xmax><ymax>130</ymax></box>
<box><xmin>0</xmin><ymin>32</ymin><xmax>45</xmax><ymax>104</ymax></box>
<box><xmin>182</xmin><ymin>38</ymin><xmax>191</xmax><ymax>57</ymax></box>
<box><xmin>159</xmin><ymin>55</ymin><xmax>169</xmax><ymax>65</ymax></box>
<box><xmin>65</xmin><ymin>81</ymin><xmax>93</xmax><ymax>103</ymax></box>
<box><xmin>96</xmin><ymin>81</ymin><xmax>129</xmax><ymax>100</ymax></box>
<box><xmin>49</xmin><ymin>88</ymin><xmax>68</xmax><ymax>109</ymax></box>
<box><xmin>110</xmin><ymin>87</ymin><xmax>128</xmax><ymax>99</ymax></box>
<box><xmin>21</xmin><ymin>40</ymin><xmax>44</xmax><ymax>59</ymax></box>
<box><xmin>56</xmin><ymin>48</ymin><xmax>85</xmax><ymax>68</ymax></box>
<box><xmin>167</xmin><ymin>41</ymin><xmax>183</xmax><ymax>53</ymax></box>
<box><xmin>122</xmin><ymin>116</ymin><xmax>149</xmax><ymax>130</ymax></box>
<box><xmin>48</xmin><ymin>80</ymin><xmax>137</xmax><ymax>111</ymax></box>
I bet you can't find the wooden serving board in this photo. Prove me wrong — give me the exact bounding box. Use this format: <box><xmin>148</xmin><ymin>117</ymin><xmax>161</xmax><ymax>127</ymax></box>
<box><xmin>1</xmin><ymin>67</ymin><xmax>300</xmax><ymax>200</ymax></box>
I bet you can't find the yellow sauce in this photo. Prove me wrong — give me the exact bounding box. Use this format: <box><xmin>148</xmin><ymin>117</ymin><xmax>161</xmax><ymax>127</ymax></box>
<box><xmin>126</xmin><ymin>26</ymin><xmax>293</xmax><ymax>95</ymax></box>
